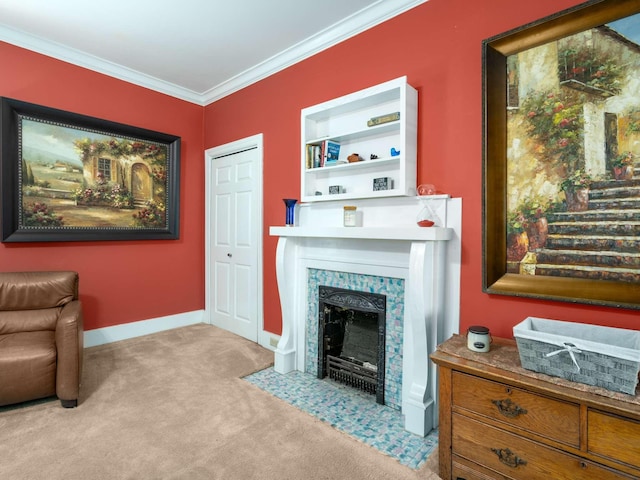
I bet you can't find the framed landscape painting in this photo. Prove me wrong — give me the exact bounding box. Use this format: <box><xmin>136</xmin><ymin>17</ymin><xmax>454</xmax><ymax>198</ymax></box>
<box><xmin>1</xmin><ymin>98</ymin><xmax>180</xmax><ymax>242</ymax></box>
<box><xmin>482</xmin><ymin>0</ymin><xmax>640</xmax><ymax>309</ymax></box>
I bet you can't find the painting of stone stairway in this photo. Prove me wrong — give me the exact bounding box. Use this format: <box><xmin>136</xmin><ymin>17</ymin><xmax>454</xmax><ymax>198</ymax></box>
<box><xmin>485</xmin><ymin>4</ymin><xmax>640</xmax><ymax>308</ymax></box>
<box><xmin>530</xmin><ymin>174</ymin><xmax>640</xmax><ymax>283</ymax></box>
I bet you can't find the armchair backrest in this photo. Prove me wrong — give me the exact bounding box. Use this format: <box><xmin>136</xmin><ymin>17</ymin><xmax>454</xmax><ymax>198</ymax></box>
<box><xmin>0</xmin><ymin>271</ymin><xmax>79</xmax><ymax>334</ymax></box>
<box><xmin>0</xmin><ymin>271</ymin><xmax>78</xmax><ymax>310</ymax></box>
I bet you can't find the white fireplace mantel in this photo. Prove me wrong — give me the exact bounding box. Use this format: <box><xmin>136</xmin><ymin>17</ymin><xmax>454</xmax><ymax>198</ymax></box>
<box><xmin>269</xmin><ymin>226</ymin><xmax>453</xmax><ymax>241</ymax></box>
<box><xmin>269</xmin><ymin>196</ymin><xmax>461</xmax><ymax>436</ymax></box>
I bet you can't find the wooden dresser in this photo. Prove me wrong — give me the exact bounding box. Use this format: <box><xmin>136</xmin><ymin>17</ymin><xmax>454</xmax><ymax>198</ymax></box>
<box><xmin>431</xmin><ymin>335</ymin><xmax>640</xmax><ymax>480</ymax></box>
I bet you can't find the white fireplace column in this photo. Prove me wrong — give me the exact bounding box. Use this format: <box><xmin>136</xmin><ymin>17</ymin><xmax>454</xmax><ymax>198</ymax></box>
<box><xmin>403</xmin><ymin>240</ymin><xmax>446</xmax><ymax>436</ymax></box>
<box><xmin>270</xmin><ymin>197</ymin><xmax>461</xmax><ymax>436</ymax></box>
<box><xmin>273</xmin><ymin>235</ymin><xmax>298</xmax><ymax>373</ymax></box>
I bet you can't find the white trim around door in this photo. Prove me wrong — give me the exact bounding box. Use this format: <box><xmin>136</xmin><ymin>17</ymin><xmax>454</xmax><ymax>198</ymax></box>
<box><xmin>204</xmin><ymin>133</ymin><xmax>271</xmax><ymax>349</ymax></box>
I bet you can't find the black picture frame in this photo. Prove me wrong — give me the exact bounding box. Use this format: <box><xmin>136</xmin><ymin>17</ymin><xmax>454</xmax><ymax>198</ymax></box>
<box><xmin>1</xmin><ymin>97</ymin><xmax>180</xmax><ymax>242</ymax></box>
<box><xmin>482</xmin><ymin>0</ymin><xmax>640</xmax><ymax>309</ymax></box>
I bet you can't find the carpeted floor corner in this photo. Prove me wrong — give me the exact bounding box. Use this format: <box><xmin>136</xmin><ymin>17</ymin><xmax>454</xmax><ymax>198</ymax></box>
<box><xmin>0</xmin><ymin>324</ymin><xmax>440</xmax><ymax>480</ymax></box>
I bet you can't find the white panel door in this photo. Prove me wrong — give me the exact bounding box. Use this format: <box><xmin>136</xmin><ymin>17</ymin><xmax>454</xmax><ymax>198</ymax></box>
<box><xmin>210</xmin><ymin>146</ymin><xmax>260</xmax><ymax>341</ymax></box>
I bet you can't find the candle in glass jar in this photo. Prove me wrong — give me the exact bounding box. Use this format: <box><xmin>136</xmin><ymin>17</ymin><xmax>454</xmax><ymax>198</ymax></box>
<box><xmin>343</xmin><ymin>206</ymin><xmax>357</xmax><ymax>227</ymax></box>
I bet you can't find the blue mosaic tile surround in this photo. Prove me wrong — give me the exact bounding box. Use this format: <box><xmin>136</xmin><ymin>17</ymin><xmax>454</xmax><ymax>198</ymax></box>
<box><xmin>244</xmin><ymin>367</ymin><xmax>438</xmax><ymax>470</ymax></box>
<box><xmin>306</xmin><ymin>269</ymin><xmax>404</xmax><ymax>410</ymax></box>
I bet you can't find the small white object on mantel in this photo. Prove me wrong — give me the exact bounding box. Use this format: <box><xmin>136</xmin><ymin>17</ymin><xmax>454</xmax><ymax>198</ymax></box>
<box><xmin>269</xmin><ymin>195</ymin><xmax>462</xmax><ymax>437</ymax></box>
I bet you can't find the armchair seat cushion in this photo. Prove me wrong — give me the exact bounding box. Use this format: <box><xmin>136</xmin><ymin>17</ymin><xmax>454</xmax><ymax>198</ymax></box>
<box><xmin>0</xmin><ymin>331</ymin><xmax>56</xmax><ymax>406</ymax></box>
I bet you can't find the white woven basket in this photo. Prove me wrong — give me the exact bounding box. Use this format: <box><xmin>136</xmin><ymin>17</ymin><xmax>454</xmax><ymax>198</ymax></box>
<box><xmin>513</xmin><ymin>317</ymin><xmax>640</xmax><ymax>395</ymax></box>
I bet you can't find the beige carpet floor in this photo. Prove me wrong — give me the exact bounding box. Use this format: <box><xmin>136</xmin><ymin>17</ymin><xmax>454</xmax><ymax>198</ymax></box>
<box><xmin>0</xmin><ymin>323</ymin><xmax>439</xmax><ymax>479</ymax></box>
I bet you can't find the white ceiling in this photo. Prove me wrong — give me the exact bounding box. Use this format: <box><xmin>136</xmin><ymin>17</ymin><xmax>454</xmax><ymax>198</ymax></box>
<box><xmin>0</xmin><ymin>0</ymin><xmax>426</xmax><ymax>105</ymax></box>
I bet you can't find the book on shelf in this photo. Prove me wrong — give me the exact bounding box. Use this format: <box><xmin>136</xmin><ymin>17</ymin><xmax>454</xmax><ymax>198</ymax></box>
<box><xmin>324</xmin><ymin>140</ymin><xmax>340</xmax><ymax>163</ymax></box>
<box><xmin>320</xmin><ymin>139</ymin><xmax>340</xmax><ymax>167</ymax></box>
<box><xmin>306</xmin><ymin>144</ymin><xmax>313</xmax><ymax>169</ymax></box>
<box><xmin>313</xmin><ymin>145</ymin><xmax>322</xmax><ymax>168</ymax></box>
<box><xmin>306</xmin><ymin>140</ymin><xmax>341</xmax><ymax>168</ymax></box>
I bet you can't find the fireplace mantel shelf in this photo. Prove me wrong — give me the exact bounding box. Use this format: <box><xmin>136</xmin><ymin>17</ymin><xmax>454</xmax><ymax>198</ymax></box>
<box><xmin>270</xmin><ymin>226</ymin><xmax>453</xmax><ymax>241</ymax></box>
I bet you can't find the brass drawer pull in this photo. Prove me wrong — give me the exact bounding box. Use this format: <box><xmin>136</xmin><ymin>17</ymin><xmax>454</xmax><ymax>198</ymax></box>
<box><xmin>491</xmin><ymin>447</ymin><xmax>528</xmax><ymax>468</ymax></box>
<box><xmin>491</xmin><ymin>398</ymin><xmax>527</xmax><ymax>418</ymax></box>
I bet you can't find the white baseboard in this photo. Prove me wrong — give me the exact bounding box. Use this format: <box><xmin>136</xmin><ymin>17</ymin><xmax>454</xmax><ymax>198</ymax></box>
<box><xmin>84</xmin><ymin>310</ymin><xmax>205</xmax><ymax>348</ymax></box>
<box><xmin>258</xmin><ymin>330</ymin><xmax>280</xmax><ymax>352</ymax></box>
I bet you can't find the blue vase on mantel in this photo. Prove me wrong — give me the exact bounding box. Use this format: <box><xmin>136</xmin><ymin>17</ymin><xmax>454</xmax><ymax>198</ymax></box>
<box><xmin>283</xmin><ymin>199</ymin><xmax>297</xmax><ymax>226</ymax></box>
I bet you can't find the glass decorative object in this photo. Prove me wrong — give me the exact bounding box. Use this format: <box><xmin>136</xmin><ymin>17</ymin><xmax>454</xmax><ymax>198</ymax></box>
<box><xmin>417</xmin><ymin>203</ymin><xmax>436</xmax><ymax>227</ymax></box>
<box><xmin>283</xmin><ymin>199</ymin><xmax>297</xmax><ymax>226</ymax></box>
<box><xmin>417</xmin><ymin>191</ymin><xmax>449</xmax><ymax>227</ymax></box>
<box><xmin>417</xmin><ymin>184</ymin><xmax>437</xmax><ymax>196</ymax></box>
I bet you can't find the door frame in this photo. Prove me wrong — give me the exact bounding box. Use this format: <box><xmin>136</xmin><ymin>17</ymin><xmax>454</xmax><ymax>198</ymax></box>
<box><xmin>204</xmin><ymin>133</ymin><xmax>266</xmax><ymax>347</ymax></box>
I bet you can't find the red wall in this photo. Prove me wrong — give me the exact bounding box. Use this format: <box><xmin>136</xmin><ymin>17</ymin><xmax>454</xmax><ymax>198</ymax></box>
<box><xmin>204</xmin><ymin>0</ymin><xmax>639</xmax><ymax>339</ymax></box>
<box><xmin>0</xmin><ymin>43</ymin><xmax>205</xmax><ymax>330</ymax></box>
<box><xmin>4</xmin><ymin>0</ymin><xmax>637</xmax><ymax>338</ymax></box>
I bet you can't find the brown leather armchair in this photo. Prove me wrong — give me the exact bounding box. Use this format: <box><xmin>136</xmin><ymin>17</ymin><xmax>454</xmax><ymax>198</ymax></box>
<box><xmin>0</xmin><ymin>271</ymin><xmax>83</xmax><ymax>408</ymax></box>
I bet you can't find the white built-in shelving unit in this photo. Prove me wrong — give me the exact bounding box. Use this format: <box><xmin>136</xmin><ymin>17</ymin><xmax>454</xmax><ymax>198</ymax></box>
<box><xmin>301</xmin><ymin>76</ymin><xmax>417</xmax><ymax>202</ymax></box>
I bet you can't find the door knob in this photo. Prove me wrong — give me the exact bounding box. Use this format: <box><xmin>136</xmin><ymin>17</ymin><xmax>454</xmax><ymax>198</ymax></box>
<box><xmin>227</xmin><ymin>253</ymin><xmax>232</xmax><ymax>257</ymax></box>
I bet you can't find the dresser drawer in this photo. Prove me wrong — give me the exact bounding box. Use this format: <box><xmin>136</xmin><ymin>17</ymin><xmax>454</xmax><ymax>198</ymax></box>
<box><xmin>452</xmin><ymin>372</ymin><xmax>580</xmax><ymax>447</ymax></box>
<box><xmin>453</xmin><ymin>414</ymin><xmax>632</xmax><ymax>480</ymax></box>
<box><xmin>452</xmin><ymin>455</ymin><xmax>511</xmax><ymax>480</ymax></box>
<box><xmin>588</xmin><ymin>410</ymin><xmax>640</xmax><ymax>470</ymax></box>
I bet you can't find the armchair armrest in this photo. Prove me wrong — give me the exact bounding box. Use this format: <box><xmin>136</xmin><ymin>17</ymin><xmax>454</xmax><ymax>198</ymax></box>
<box><xmin>55</xmin><ymin>300</ymin><xmax>83</xmax><ymax>405</ymax></box>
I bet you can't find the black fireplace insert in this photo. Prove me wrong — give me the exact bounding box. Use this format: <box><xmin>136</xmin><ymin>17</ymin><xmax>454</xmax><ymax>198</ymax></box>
<box><xmin>317</xmin><ymin>285</ymin><xmax>386</xmax><ymax>404</ymax></box>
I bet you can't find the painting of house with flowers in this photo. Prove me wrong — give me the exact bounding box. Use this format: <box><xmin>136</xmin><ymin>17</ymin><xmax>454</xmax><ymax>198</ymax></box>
<box><xmin>506</xmin><ymin>13</ymin><xmax>640</xmax><ymax>284</ymax></box>
<box><xmin>19</xmin><ymin>118</ymin><xmax>170</xmax><ymax>231</ymax></box>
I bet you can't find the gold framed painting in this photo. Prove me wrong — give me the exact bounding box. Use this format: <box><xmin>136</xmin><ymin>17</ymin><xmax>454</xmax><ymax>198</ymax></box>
<box><xmin>482</xmin><ymin>0</ymin><xmax>640</xmax><ymax>309</ymax></box>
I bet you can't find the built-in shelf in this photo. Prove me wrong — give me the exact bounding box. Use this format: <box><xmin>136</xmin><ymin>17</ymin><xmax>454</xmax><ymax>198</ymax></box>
<box><xmin>301</xmin><ymin>76</ymin><xmax>417</xmax><ymax>202</ymax></box>
<box><xmin>305</xmin><ymin>156</ymin><xmax>400</xmax><ymax>173</ymax></box>
<box><xmin>306</xmin><ymin>121</ymin><xmax>401</xmax><ymax>146</ymax></box>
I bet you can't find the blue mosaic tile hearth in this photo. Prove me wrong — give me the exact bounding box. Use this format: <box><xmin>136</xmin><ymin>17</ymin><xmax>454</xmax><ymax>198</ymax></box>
<box><xmin>306</xmin><ymin>269</ymin><xmax>405</xmax><ymax>410</ymax></box>
<box><xmin>244</xmin><ymin>367</ymin><xmax>438</xmax><ymax>469</ymax></box>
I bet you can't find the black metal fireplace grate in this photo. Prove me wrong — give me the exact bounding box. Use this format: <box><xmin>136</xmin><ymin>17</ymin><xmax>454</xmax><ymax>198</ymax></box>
<box><xmin>327</xmin><ymin>355</ymin><xmax>377</xmax><ymax>395</ymax></box>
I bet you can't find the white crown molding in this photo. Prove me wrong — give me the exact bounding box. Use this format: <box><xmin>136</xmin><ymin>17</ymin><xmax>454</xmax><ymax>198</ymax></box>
<box><xmin>0</xmin><ymin>0</ymin><xmax>427</xmax><ymax>106</ymax></box>
<box><xmin>0</xmin><ymin>24</ymin><xmax>205</xmax><ymax>105</ymax></box>
<box><xmin>200</xmin><ymin>0</ymin><xmax>428</xmax><ymax>105</ymax></box>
